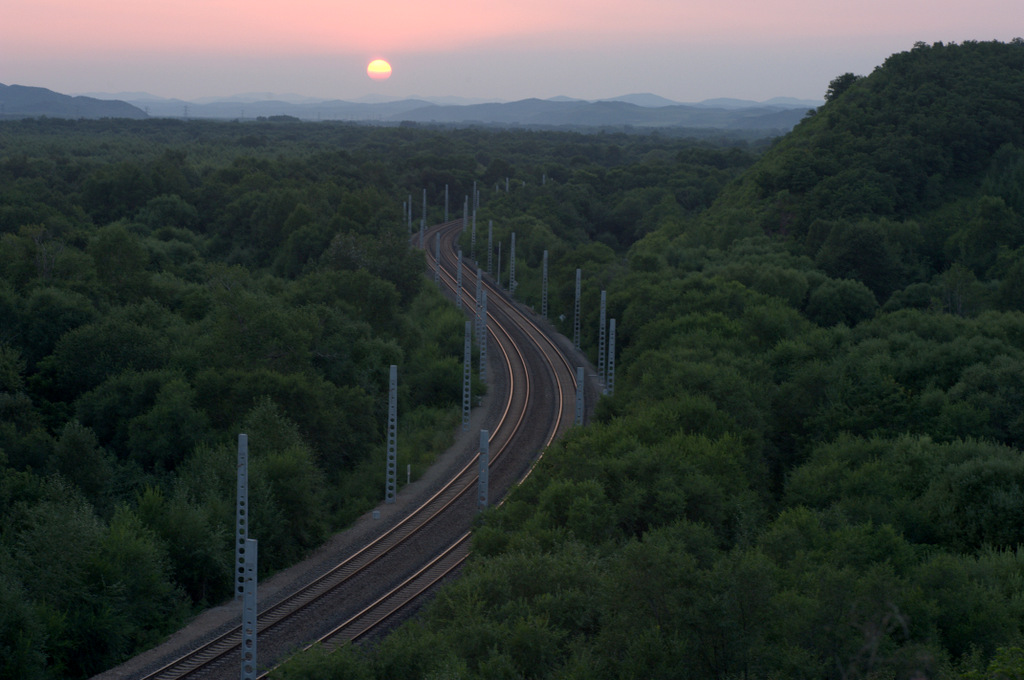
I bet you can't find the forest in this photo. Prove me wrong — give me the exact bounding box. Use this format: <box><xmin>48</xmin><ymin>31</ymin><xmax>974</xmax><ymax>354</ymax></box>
<box><xmin>270</xmin><ymin>39</ymin><xmax>1024</xmax><ymax>679</ymax></box>
<box><xmin>2</xmin><ymin>38</ymin><xmax>1024</xmax><ymax>680</ymax></box>
<box><xmin>0</xmin><ymin>114</ymin><xmax>756</xmax><ymax>678</ymax></box>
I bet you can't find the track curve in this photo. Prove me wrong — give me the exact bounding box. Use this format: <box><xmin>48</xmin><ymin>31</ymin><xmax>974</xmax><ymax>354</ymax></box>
<box><xmin>94</xmin><ymin>217</ymin><xmax>590</xmax><ymax>680</ymax></box>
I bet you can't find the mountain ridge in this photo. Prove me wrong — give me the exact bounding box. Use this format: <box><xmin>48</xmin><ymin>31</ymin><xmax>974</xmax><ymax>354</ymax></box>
<box><xmin>0</xmin><ymin>83</ymin><xmax>147</xmax><ymax>119</ymax></box>
<box><xmin>5</xmin><ymin>82</ymin><xmax>819</xmax><ymax>132</ymax></box>
<box><xmin>392</xmin><ymin>97</ymin><xmax>809</xmax><ymax>131</ymax></box>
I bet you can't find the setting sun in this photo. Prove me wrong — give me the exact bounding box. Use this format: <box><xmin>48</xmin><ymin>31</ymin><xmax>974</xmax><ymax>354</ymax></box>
<box><xmin>367</xmin><ymin>59</ymin><xmax>392</xmax><ymax>80</ymax></box>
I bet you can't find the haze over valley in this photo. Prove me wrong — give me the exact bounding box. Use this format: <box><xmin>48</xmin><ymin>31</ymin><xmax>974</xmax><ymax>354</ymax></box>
<box><xmin>0</xmin><ymin>82</ymin><xmax>820</xmax><ymax>134</ymax></box>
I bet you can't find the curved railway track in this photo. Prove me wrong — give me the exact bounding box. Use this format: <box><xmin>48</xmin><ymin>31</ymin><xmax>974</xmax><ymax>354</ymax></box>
<box><xmin>302</xmin><ymin>220</ymin><xmax>586</xmax><ymax>653</ymax></box>
<box><xmin>103</xmin><ymin>217</ymin><xmax>587</xmax><ymax>680</ymax></box>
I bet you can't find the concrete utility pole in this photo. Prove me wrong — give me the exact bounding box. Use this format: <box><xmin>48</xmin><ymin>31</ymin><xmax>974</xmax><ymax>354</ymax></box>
<box><xmin>386</xmin><ymin>365</ymin><xmax>397</xmax><ymax>503</ymax></box>
<box><xmin>473</xmin><ymin>181</ymin><xmax>478</xmax><ymax>211</ymax></box>
<box><xmin>479</xmin><ymin>287</ymin><xmax>488</xmax><ymax>384</ymax></box>
<box><xmin>509</xmin><ymin>232</ymin><xmax>516</xmax><ymax>297</ymax></box>
<box><xmin>463</xmin><ymin>321</ymin><xmax>472</xmax><ymax>431</ymax></box>
<box><xmin>542</xmin><ymin>250</ymin><xmax>549</xmax><ymax>318</ymax></box>
<box><xmin>475</xmin><ymin>268</ymin><xmax>483</xmax><ymax>354</ymax></box>
<box><xmin>434</xmin><ymin>234</ymin><xmax>441</xmax><ymax>284</ymax></box>
<box><xmin>235</xmin><ymin>434</ymin><xmax>249</xmax><ymax>600</ymax></box>
<box><xmin>478</xmin><ymin>430</ymin><xmax>489</xmax><ymax>510</ymax></box>
<box><xmin>606</xmin><ymin>319</ymin><xmax>616</xmax><ymax>396</ymax></box>
<box><xmin>575</xmin><ymin>366</ymin><xmax>585</xmax><ymax>426</ymax></box>
<box><xmin>598</xmin><ymin>290</ymin><xmax>607</xmax><ymax>385</ymax></box>
<box><xmin>471</xmin><ymin>209</ymin><xmax>477</xmax><ymax>260</ymax></box>
<box><xmin>463</xmin><ymin>196</ymin><xmax>468</xmax><ymax>233</ymax></box>
<box><xmin>474</xmin><ymin>269</ymin><xmax>481</xmax><ymax>325</ymax></box>
<box><xmin>487</xmin><ymin>220</ymin><xmax>494</xmax><ymax>275</ymax></box>
<box><xmin>573</xmin><ymin>268</ymin><xmax>581</xmax><ymax>351</ymax></box>
<box><xmin>240</xmin><ymin>538</ymin><xmax>258</xmax><ymax>680</ymax></box>
<box><xmin>402</xmin><ymin>201</ymin><xmax>407</xmax><ymax>233</ymax></box>
<box><xmin>456</xmin><ymin>250</ymin><xmax>464</xmax><ymax>310</ymax></box>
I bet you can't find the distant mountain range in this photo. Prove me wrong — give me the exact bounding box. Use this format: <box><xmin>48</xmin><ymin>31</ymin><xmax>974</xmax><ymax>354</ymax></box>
<box><xmin>1</xmin><ymin>83</ymin><xmax>821</xmax><ymax>132</ymax></box>
<box><xmin>0</xmin><ymin>83</ymin><xmax>147</xmax><ymax>119</ymax></box>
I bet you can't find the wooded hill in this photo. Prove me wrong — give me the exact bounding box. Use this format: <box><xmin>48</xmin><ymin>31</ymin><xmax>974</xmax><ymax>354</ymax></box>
<box><xmin>275</xmin><ymin>40</ymin><xmax>1024</xmax><ymax>680</ymax></box>
<box><xmin>696</xmin><ymin>39</ymin><xmax>1024</xmax><ymax>303</ymax></box>
<box><xmin>0</xmin><ymin>84</ymin><xmax>147</xmax><ymax>120</ymax></box>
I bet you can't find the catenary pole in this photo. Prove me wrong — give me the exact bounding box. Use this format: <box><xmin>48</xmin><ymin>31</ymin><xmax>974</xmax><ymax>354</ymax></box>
<box><xmin>456</xmin><ymin>250</ymin><xmax>463</xmax><ymax>310</ymax></box>
<box><xmin>573</xmin><ymin>268</ymin><xmax>581</xmax><ymax>351</ymax></box>
<box><xmin>606</xmin><ymin>319</ymin><xmax>616</xmax><ymax>396</ymax></box>
<box><xmin>509</xmin><ymin>232</ymin><xmax>516</xmax><ymax>297</ymax></box>
<box><xmin>479</xmin><ymin>288</ymin><xmax>488</xmax><ymax>384</ymax></box>
<box><xmin>478</xmin><ymin>430</ymin><xmax>489</xmax><ymax>510</ymax></box>
<box><xmin>240</xmin><ymin>538</ymin><xmax>258</xmax><ymax>680</ymax></box>
<box><xmin>235</xmin><ymin>434</ymin><xmax>249</xmax><ymax>600</ymax></box>
<box><xmin>598</xmin><ymin>290</ymin><xmax>607</xmax><ymax>385</ymax></box>
<box><xmin>541</xmin><ymin>250</ymin><xmax>549</xmax><ymax>318</ymax></box>
<box><xmin>434</xmin><ymin>234</ymin><xmax>441</xmax><ymax>284</ymax></box>
<box><xmin>575</xmin><ymin>367</ymin><xmax>585</xmax><ymax>426</ymax></box>
<box><xmin>386</xmin><ymin>365</ymin><xmax>397</xmax><ymax>503</ymax></box>
<box><xmin>462</xmin><ymin>321</ymin><xmax>472</xmax><ymax>431</ymax></box>
<box><xmin>487</xmin><ymin>220</ymin><xmax>494</xmax><ymax>275</ymax></box>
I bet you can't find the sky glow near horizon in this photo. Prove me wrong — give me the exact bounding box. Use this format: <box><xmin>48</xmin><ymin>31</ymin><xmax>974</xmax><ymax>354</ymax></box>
<box><xmin>2</xmin><ymin>0</ymin><xmax>1021</xmax><ymax>103</ymax></box>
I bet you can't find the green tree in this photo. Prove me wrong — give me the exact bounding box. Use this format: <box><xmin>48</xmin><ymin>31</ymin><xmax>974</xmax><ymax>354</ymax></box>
<box><xmin>0</xmin><ymin>568</ymin><xmax>46</xmax><ymax>680</ymax></box>
<box><xmin>125</xmin><ymin>378</ymin><xmax>211</xmax><ymax>471</ymax></box>
<box><xmin>0</xmin><ymin>344</ymin><xmax>25</xmax><ymax>393</ymax></box>
<box><xmin>19</xmin><ymin>286</ymin><xmax>98</xmax><ymax>366</ymax></box>
<box><xmin>825</xmin><ymin>72</ymin><xmax>862</xmax><ymax>103</ymax></box>
<box><xmin>805</xmin><ymin>278</ymin><xmax>878</xmax><ymax>326</ymax></box>
<box><xmin>814</xmin><ymin>220</ymin><xmax>902</xmax><ymax>298</ymax></box>
<box><xmin>34</xmin><ymin>317</ymin><xmax>166</xmax><ymax>401</ymax></box>
<box><xmin>48</xmin><ymin>420</ymin><xmax>114</xmax><ymax>508</ymax></box>
<box><xmin>79</xmin><ymin>507</ymin><xmax>188</xmax><ymax>672</ymax></box>
<box><xmin>135</xmin><ymin>483</ymin><xmax>232</xmax><ymax>605</ymax></box>
<box><xmin>86</xmin><ymin>222</ymin><xmax>151</xmax><ymax>299</ymax></box>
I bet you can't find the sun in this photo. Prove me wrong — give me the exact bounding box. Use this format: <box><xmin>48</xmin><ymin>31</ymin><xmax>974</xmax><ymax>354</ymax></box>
<box><xmin>367</xmin><ymin>59</ymin><xmax>392</xmax><ymax>80</ymax></box>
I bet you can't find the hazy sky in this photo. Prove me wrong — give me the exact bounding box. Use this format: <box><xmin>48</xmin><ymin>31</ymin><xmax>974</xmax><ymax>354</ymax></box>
<box><xmin>2</xmin><ymin>0</ymin><xmax>1021</xmax><ymax>102</ymax></box>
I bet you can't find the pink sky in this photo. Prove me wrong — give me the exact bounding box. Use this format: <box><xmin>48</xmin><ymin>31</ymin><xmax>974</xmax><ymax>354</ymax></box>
<box><xmin>2</xmin><ymin>0</ymin><xmax>1021</xmax><ymax>101</ymax></box>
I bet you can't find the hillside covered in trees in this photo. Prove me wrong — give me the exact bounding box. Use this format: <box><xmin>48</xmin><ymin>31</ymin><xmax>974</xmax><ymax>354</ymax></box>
<box><xmin>274</xmin><ymin>40</ymin><xmax>1024</xmax><ymax>679</ymax></box>
<box><xmin>0</xmin><ymin>118</ymin><xmax>757</xmax><ymax>678</ymax></box>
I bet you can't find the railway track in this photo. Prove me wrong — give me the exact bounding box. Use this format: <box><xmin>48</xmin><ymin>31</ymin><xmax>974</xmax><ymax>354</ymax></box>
<box><xmin>101</xmin><ymin>217</ymin><xmax>587</xmax><ymax>680</ymax></box>
<box><xmin>301</xmin><ymin>219</ymin><xmax>587</xmax><ymax>653</ymax></box>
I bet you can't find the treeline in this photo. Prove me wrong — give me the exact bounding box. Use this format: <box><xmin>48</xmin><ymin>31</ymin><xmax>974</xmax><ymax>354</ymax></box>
<box><xmin>0</xmin><ymin>118</ymin><xmax>758</xmax><ymax>678</ymax></box>
<box><xmin>276</xmin><ymin>41</ymin><xmax>1024</xmax><ymax>679</ymax></box>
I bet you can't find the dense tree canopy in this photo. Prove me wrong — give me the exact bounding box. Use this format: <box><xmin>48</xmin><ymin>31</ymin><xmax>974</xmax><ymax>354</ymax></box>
<box><xmin>0</xmin><ymin>115</ymin><xmax>759</xmax><ymax>678</ymax></box>
<box><xmin>276</xmin><ymin>40</ymin><xmax>1024</xmax><ymax>680</ymax></box>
